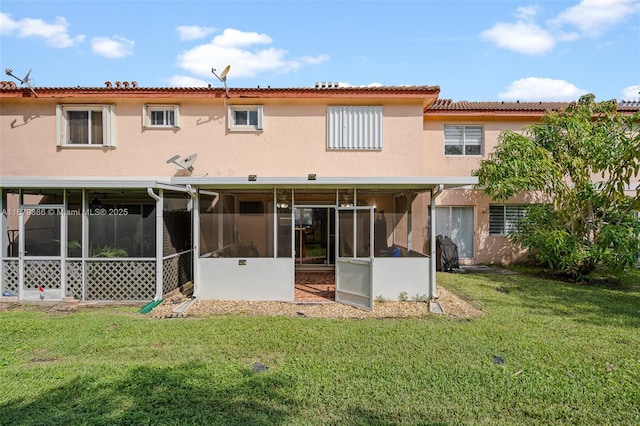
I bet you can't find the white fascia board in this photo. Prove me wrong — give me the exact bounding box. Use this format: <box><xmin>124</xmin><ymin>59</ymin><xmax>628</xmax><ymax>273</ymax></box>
<box><xmin>171</xmin><ymin>176</ymin><xmax>479</xmax><ymax>189</ymax></box>
<box><xmin>0</xmin><ymin>176</ymin><xmax>175</xmax><ymax>189</ymax></box>
<box><xmin>0</xmin><ymin>175</ymin><xmax>480</xmax><ymax>190</ymax></box>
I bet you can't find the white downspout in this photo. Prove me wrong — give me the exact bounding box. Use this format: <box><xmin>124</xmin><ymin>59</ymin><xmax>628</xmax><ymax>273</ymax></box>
<box><xmin>147</xmin><ymin>187</ymin><xmax>163</xmax><ymax>301</ymax></box>
<box><xmin>429</xmin><ymin>184</ymin><xmax>444</xmax><ymax>299</ymax></box>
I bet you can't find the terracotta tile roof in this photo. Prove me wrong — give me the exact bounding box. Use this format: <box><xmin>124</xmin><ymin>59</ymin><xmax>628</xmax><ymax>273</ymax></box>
<box><xmin>0</xmin><ymin>82</ymin><xmax>440</xmax><ymax>100</ymax></box>
<box><xmin>425</xmin><ymin>98</ymin><xmax>640</xmax><ymax>113</ymax></box>
<box><xmin>426</xmin><ymin>99</ymin><xmax>570</xmax><ymax>112</ymax></box>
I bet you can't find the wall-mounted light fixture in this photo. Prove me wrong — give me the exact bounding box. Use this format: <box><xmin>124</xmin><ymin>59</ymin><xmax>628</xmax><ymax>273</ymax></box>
<box><xmin>248</xmin><ymin>175</ymin><xmax>257</xmax><ymax>181</ymax></box>
<box><xmin>307</xmin><ymin>173</ymin><xmax>317</xmax><ymax>180</ymax></box>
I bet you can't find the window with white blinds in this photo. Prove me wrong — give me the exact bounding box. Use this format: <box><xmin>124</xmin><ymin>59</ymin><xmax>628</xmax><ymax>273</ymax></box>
<box><xmin>56</xmin><ymin>104</ymin><xmax>116</xmax><ymax>147</ymax></box>
<box><xmin>227</xmin><ymin>105</ymin><xmax>263</xmax><ymax>131</ymax></box>
<box><xmin>327</xmin><ymin>106</ymin><xmax>383</xmax><ymax>150</ymax></box>
<box><xmin>143</xmin><ymin>105</ymin><xmax>180</xmax><ymax>128</ymax></box>
<box><xmin>444</xmin><ymin>125</ymin><xmax>483</xmax><ymax>155</ymax></box>
<box><xmin>489</xmin><ymin>205</ymin><xmax>527</xmax><ymax>235</ymax></box>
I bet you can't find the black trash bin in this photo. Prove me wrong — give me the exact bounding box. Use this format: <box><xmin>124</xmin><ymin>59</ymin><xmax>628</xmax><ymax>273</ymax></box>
<box><xmin>436</xmin><ymin>235</ymin><xmax>459</xmax><ymax>272</ymax></box>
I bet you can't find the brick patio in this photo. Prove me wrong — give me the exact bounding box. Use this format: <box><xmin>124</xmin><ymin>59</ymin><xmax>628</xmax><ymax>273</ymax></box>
<box><xmin>294</xmin><ymin>271</ymin><xmax>335</xmax><ymax>302</ymax></box>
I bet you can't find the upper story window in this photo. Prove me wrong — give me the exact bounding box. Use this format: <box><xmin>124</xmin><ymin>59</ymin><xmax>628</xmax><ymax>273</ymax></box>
<box><xmin>143</xmin><ymin>105</ymin><xmax>180</xmax><ymax>128</ymax></box>
<box><xmin>228</xmin><ymin>105</ymin><xmax>263</xmax><ymax>131</ymax></box>
<box><xmin>56</xmin><ymin>104</ymin><xmax>116</xmax><ymax>147</ymax></box>
<box><xmin>444</xmin><ymin>125</ymin><xmax>483</xmax><ymax>156</ymax></box>
<box><xmin>489</xmin><ymin>204</ymin><xmax>527</xmax><ymax>235</ymax></box>
<box><xmin>327</xmin><ymin>106</ymin><xmax>383</xmax><ymax>150</ymax></box>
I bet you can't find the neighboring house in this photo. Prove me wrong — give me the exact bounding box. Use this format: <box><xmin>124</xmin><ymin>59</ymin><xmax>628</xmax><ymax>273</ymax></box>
<box><xmin>424</xmin><ymin>99</ymin><xmax>640</xmax><ymax>266</ymax></box>
<box><xmin>0</xmin><ymin>82</ymin><xmax>475</xmax><ymax>308</ymax></box>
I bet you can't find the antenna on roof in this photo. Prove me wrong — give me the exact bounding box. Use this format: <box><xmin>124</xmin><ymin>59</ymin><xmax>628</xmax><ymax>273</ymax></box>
<box><xmin>212</xmin><ymin>65</ymin><xmax>230</xmax><ymax>98</ymax></box>
<box><xmin>5</xmin><ymin>68</ymin><xmax>37</xmax><ymax>97</ymax></box>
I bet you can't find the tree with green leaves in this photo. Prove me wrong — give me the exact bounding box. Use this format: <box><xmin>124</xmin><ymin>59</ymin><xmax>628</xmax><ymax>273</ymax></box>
<box><xmin>474</xmin><ymin>94</ymin><xmax>640</xmax><ymax>281</ymax></box>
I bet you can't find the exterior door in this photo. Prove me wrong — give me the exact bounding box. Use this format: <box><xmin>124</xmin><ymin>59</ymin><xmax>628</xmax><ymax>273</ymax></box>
<box><xmin>436</xmin><ymin>206</ymin><xmax>475</xmax><ymax>258</ymax></box>
<box><xmin>294</xmin><ymin>207</ymin><xmax>333</xmax><ymax>266</ymax></box>
<box><xmin>19</xmin><ymin>207</ymin><xmax>64</xmax><ymax>301</ymax></box>
<box><xmin>335</xmin><ymin>206</ymin><xmax>374</xmax><ymax>310</ymax></box>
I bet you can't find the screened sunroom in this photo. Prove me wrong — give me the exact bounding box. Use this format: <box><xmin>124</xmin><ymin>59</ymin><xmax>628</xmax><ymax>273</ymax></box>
<box><xmin>184</xmin><ymin>176</ymin><xmax>475</xmax><ymax>309</ymax></box>
<box><xmin>0</xmin><ymin>179</ymin><xmax>193</xmax><ymax>302</ymax></box>
<box><xmin>2</xmin><ymin>176</ymin><xmax>477</xmax><ymax>308</ymax></box>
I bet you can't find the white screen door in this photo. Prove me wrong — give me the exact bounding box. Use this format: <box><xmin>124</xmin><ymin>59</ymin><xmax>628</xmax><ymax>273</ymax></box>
<box><xmin>335</xmin><ymin>206</ymin><xmax>374</xmax><ymax>310</ymax></box>
<box><xmin>19</xmin><ymin>207</ymin><xmax>64</xmax><ymax>301</ymax></box>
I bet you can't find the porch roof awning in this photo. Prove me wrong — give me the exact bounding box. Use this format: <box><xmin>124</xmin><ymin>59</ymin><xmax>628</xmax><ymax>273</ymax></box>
<box><xmin>0</xmin><ymin>176</ymin><xmax>188</xmax><ymax>192</ymax></box>
<box><xmin>0</xmin><ymin>176</ymin><xmax>479</xmax><ymax>191</ymax></box>
<box><xmin>171</xmin><ymin>176</ymin><xmax>479</xmax><ymax>190</ymax></box>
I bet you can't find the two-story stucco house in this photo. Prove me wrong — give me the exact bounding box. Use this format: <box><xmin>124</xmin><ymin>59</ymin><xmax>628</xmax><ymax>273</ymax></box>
<box><xmin>0</xmin><ymin>82</ymin><xmax>479</xmax><ymax>308</ymax></box>
<box><xmin>2</xmin><ymin>82</ymin><xmax>637</xmax><ymax>308</ymax></box>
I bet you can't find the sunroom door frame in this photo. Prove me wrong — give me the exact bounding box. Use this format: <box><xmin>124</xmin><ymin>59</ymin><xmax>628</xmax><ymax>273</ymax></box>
<box><xmin>18</xmin><ymin>204</ymin><xmax>65</xmax><ymax>301</ymax></box>
<box><xmin>335</xmin><ymin>206</ymin><xmax>374</xmax><ymax>310</ymax></box>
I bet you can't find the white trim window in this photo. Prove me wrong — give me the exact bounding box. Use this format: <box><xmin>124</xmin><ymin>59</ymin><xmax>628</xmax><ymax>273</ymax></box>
<box><xmin>444</xmin><ymin>125</ymin><xmax>483</xmax><ymax>156</ymax></box>
<box><xmin>56</xmin><ymin>104</ymin><xmax>116</xmax><ymax>147</ymax></box>
<box><xmin>489</xmin><ymin>204</ymin><xmax>527</xmax><ymax>235</ymax></box>
<box><xmin>143</xmin><ymin>105</ymin><xmax>180</xmax><ymax>128</ymax></box>
<box><xmin>327</xmin><ymin>106</ymin><xmax>383</xmax><ymax>150</ymax></box>
<box><xmin>228</xmin><ymin>105</ymin><xmax>263</xmax><ymax>131</ymax></box>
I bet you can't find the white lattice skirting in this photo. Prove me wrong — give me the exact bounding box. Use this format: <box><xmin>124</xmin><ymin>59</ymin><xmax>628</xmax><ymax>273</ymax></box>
<box><xmin>86</xmin><ymin>260</ymin><xmax>156</xmax><ymax>300</ymax></box>
<box><xmin>3</xmin><ymin>259</ymin><xmax>157</xmax><ymax>301</ymax></box>
<box><xmin>162</xmin><ymin>252</ymin><xmax>192</xmax><ymax>295</ymax></box>
<box><xmin>66</xmin><ymin>260</ymin><xmax>83</xmax><ymax>299</ymax></box>
<box><xmin>24</xmin><ymin>260</ymin><xmax>62</xmax><ymax>290</ymax></box>
<box><xmin>2</xmin><ymin>260</ymin><xmax>19</xmax><ymax>295</ymax></box>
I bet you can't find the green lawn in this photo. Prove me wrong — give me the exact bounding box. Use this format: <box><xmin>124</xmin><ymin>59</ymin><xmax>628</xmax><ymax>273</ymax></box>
<box><xmin>1</xmin><ymin>269</ymin><xmax>638</xmax><ymax>425</ymax></box>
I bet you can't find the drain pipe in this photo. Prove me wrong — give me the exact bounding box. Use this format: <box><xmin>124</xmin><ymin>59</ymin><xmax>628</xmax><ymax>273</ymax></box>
<box><xmin>429</xmin><ymin>184</ymin><xmax>444</xmax><ymax>299</ymax></box>
<box><xmin>147</xmin><ymin>188</ymin><xmax>163</xmax><ymax>302</ymax></box>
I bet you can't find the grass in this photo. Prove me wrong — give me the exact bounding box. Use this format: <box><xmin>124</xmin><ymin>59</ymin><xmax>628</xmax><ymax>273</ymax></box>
<box><xmin>1</xmin><ymin>269</ymin><xmax>639</xmax><ymax>425</ymax></box>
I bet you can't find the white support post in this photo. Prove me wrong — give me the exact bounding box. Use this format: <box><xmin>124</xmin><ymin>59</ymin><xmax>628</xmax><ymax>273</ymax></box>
<box><xmin>60</xmin><ymin>190</ymin><xmax>67</xmax><ymax>299</ymax></box>
<box><xmin>18</xmin><ymin>190</ymin><xmax>24</xmax><ymax>300</ymax></box>
<box><xmin>192</xmin><ymin>191</ymin><xmax>200</xmax><ymax>298</ymax></box>
<box><xmin>82</xmin><ymin>189</ymin><xmax>88</xmax><ymax>301</ymax></box>
<box><xmin>0</xmin><ymin>191</ymin><xmax>5</xmax><ymax>294</ymax></box>
<box><xmin>147</xmin><ymin>188</ymin><xmax>163</xmax><ymax>301</ymax></box>
<box><xmin>407</xmin><ymin>193</ymin><xmax>413</xmax><ymax>251</ymax></box>
<box><xmin>429</xmin><ymin>185</ymin><xmax>444</xmax><ymax>299</ymax></box>
<box><xmin>156</xmin><ymin>189</ymin><xmax>164</xmax><ymax>301</ymax></box>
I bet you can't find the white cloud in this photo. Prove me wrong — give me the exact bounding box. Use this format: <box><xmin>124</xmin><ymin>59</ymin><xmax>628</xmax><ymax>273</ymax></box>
<box><xmin>177</xmin><ymin>28</ymin><xmax>329</xmax><ymax>79</ymax></box>
<box><xmin>91</xmin><ymin>36</ymin><xmax>135</xmax><ymax>59</ymax></box>
<box><xmin>338</xmin><ymin>82</ymin><xmax>383</xmax><ymax>88</ymax></box>
<box><xmin>550</xmin><ymin>0</ymin><xmax>640</xmax><ymax>37</ymax></box>
<box><xmin>498</xmin><ymin>77</ymin><xmax>588</xmax><ymax>101</ymax></box>
<box><xmin>176</xmin><ymin>25</ymin><xmax>216</xmax><ymax>41</ymax></box>
<box><xmin>621</xmin><ymin>84</ymin><xmax>640</xmax><ymax>100</ymax></box>
<box><xmin>167</xmin><ymin>75</ymin><xmax>211</xmax><ymax>87</ymax></box>
<box><xmin>299</xmin><ymin>54</ymin><xmax>330</xmax><ymax>65</ymax></box>
<box><xmin>211</xmin><ymin>28</ymin><xmax>272</xmax><ymax>48</ymax></box>
<box><xmin>481</xmin><ymin>22</ymin><xmax>555</xmax><ymax>55</ymax></box>
<box><xmin>0</xmin><ymin>12</ymin><xmax>84</xmax><ymax>47</ymax></box>
<box><xmin>482</xmin><ymin>0</ymin><xmax>640</xmax><ymax>55</ymax></box>
<box><xmin>515</xmin><ymin>5</ymin><xmax>541</xmax><ymax>22</ymax></box>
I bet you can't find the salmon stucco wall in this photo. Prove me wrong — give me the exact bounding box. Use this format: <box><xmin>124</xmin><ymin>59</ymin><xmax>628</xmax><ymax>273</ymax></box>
<box><xmin>437</xmin><ymin>189</ymin><xmax>548</xmax><ymax>265</ymax></box>
<box><xmin>1</xmin><ymin>98</ymin><xmax>429</xmax><ymax>179</ymax></box>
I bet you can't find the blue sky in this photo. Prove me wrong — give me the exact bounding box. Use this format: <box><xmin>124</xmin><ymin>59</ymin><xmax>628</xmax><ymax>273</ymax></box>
<box><xmin>1</xmin><ymin>0</ymin><xmax>639</xmax><ymax>101</ymax></box>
